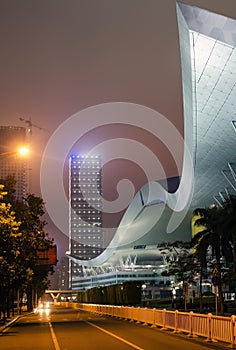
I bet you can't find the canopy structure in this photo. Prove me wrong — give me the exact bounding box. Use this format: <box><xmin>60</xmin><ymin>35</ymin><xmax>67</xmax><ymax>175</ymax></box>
<box><xmin>67</xmin><ymin>2</ymin><xmax>236</xmax><ymax>274</ymax></box>
<box><xmin>178</xmin><ymin>2</ymin><xmax>236</xmax><ymax>209</ymax></box>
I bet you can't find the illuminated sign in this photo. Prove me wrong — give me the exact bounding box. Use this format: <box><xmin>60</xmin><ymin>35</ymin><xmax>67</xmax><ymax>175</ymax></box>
<box><xmin>37</xmin><ymin>245</ymin><xmax>57</xmax><ymax>265</ymax></box>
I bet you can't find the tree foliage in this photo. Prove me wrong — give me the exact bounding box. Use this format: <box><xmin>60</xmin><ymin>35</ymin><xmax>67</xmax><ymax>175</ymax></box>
<box><xmin>161</xmin><ymin>241</ymin><xmax>196</xmax><ymax>284</ymax></box>
<box><xmin>192</xmin><ymin>196</ymin><xmax>236</xmax><ymax>314</ymax></box>
<box><xmin>0</xmin><ymin>176</ymin><xmax>56</xmax><ymax>317</ymax></box>
<box><xmin>0</xmin><ymin>185</ymin><xmax>22</xmax><ymax>284</ymax></box>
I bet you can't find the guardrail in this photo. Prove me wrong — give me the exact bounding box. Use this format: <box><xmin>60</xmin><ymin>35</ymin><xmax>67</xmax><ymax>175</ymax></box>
<box><xmin>60</xmin><ymin>302</ymin><xmax>236</xmax><ymax>348</ymax></box>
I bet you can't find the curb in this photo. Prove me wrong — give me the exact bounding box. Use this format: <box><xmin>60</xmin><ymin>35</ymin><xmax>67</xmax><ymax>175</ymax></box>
<box><xmin>0</xmin><ymin>316</ymin><xmax>20</xmax><ymax>333</ymax></box>
<box><xmin>0</xmin><ymin>313</ymin><xmax>32</xmax><ymax>333</ymax></box>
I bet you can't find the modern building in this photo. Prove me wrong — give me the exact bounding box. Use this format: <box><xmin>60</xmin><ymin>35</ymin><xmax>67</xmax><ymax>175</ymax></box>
<box><xmin>0</xmin><ymin>126</ymin><xmax>28</xmax><ymax>200</ymax></box>
<box><xmin>67</xmin><ymin>2</ymin><xmax>236</xmax><ymax>290</ymax></box>
<box><xmin>49</xmin><ymin>257</ymin><xmax>69</xmax><ymax>290</ymax></box>
<box><xmin>58</xmin><ymin>257</ymin><xmax>70</xmax><ymax>290</ymax></box>
<box><xmin>68</xmin><ymin>154</ymin><xmax>104</xmax><ymax>288</ymax></box>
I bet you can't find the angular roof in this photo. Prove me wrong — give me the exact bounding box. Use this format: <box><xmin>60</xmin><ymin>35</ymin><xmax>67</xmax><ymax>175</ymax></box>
<box><xmin>179</xmin><ymin>2</ymin><xmax>236</xmax><ymax>208</ymax></box>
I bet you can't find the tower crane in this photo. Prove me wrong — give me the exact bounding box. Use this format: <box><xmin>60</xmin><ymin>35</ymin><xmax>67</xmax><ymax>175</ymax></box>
<box><xmin>19</xmin><ymin>117</ymin><xmax>49</xmax><ymax>135</ymax></box>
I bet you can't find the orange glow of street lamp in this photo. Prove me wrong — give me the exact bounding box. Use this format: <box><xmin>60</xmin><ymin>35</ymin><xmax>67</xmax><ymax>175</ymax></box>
<box><xmin>0</xmin><ymin>147</ymin><xmax>30</xmax><ymax>158</ymax></box>
<box><xmin>18</xmin><ymin>147</ymin><xmax>30</xmax><ymax>156</ymax></box>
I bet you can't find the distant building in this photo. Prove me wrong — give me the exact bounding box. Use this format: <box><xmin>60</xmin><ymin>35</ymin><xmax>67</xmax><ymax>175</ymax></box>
<box><xmin>49</xmin><ymin>256</ymin><xmax>69</xmax><ymax>290</ymax></box>
<box><xmin>69</xmin><ymin>155</ymin><xmax>103</xmax><ymax>288</ymax></box>
<box><xmin>58</xmin><ymin>257</ymin><xmax>69</xmax><ymax>290</ymax></box>
<box><xmin>0</xmin><ymin>126</ymin><xmax>28</xmax><ymax>199</ymax></box>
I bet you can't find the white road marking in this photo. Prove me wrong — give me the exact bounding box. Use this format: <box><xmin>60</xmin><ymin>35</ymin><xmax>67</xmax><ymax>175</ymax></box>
<box><xmin>49</xmin><ymin>322</ymin><xmax>61</xmax><ymax>350</ymax></box>
<box><xmin>87</xmin><ymin>321</ymin><xmax>144</xmax><ymax>350</ymax></box>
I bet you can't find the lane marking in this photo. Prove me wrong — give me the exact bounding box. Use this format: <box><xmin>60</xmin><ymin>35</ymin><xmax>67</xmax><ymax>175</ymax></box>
<box><xmin>87</xmin><ymin>321</ymin><xmax>144</xmax><ymax>350</ymax></box>
<box><xmin>49</xmin><ymin>322</ymin><xmax>61</xmax><ymax>350</ymax></box>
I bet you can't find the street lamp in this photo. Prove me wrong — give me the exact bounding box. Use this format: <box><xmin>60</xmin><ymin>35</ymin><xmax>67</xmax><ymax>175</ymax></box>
<box><xmin>18</xmin><ymin>147</ymin><xmax>29</xmax><ymax>156</ymax></box>
<box><xmin>142</xmin><ymin>284</ymin><xmax>147</xmax><ymax>306</ymax></box>
<box><xmin>0</xmin><ymin>147</ymin><xmax>30</xmax><ymax>158</ymax></box>
<box><xmin>0</xmin><ymin>146</ymin><xmax>30</xmax><ymax>198</ymax></box>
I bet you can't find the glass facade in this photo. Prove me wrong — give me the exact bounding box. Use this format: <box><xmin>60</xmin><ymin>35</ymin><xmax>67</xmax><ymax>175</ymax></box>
<box><xmin>69</xmin><ymin>155</ymin><xmax>104</xmax><ymax>286</ymax></box>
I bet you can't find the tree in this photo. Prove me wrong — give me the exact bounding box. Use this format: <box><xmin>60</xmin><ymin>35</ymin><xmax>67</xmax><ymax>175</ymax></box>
<box><xmin>13</xmin><ymin>194</ymin><xmax>54</xmax><ymax>311</ymax></box>
<box><xmin>0</xmin><ymin>176</ymin><xmax>56</xmax><ymax>314</ymax></box>
<box><xmin>192</xmin><ymin>206</ymin><xmax>226</xmax><ymax>314</ymax></box>
<box><xmin>161</xmin><ymin>241</ymin><xmax>196</xmax><ymax>310</ymax></box>
<box><xmin>0</xmin><ymin>185</ymin><xmax>22</xmax><ymax>320</ymax></box>
<box><xmin>192</xmin><ymin>234</ymin><xmax>210</xmax><ymax>312</ymax></box>
<box><xmin>219</xmin><ymin>196</ymin><xmax>236</xmax><ymax>290</ymax></box>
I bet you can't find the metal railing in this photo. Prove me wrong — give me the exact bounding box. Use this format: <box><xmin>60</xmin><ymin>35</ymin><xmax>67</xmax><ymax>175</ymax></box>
<box><xmin>60</xmin><ymin>302</ymin><xmax>236</xmax><ymax>347</ymax></box>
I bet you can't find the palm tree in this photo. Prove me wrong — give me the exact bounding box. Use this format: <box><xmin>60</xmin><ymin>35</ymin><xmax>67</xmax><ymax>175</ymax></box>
<box><xmin>191</xmin><ymin>232</ymin><xmax>209</xmax><ymax>313</ymax></box>
<box><xmin>192</xmin><ymin>206</ymin><xmax>225</xmax><ymax>314</ymax></box>
<box><xmin>220</xmin><ymin>195</ymin><xmax>236</xmax><ymax>291</ymax></box>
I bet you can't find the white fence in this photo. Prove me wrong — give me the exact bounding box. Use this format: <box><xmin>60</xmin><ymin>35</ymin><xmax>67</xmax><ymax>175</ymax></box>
<box><xmin>60</xmin><ymin>302</ymin><xmax>236</xmax><ymax>347</ymax></box>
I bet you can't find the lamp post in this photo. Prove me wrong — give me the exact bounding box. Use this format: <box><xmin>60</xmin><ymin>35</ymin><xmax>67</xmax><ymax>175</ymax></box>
<box><xmin>0</xmin><ymin>147</ymin><xmax>29</xmax><ymax>158</ymax></box>
<box><xmin>142</xmin><ymin>284</ymin><xmax>147</xmax><ymax>306</ymax></box>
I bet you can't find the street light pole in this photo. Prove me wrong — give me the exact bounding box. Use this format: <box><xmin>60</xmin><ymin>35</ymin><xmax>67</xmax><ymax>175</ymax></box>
<box><xmin>0</xmin><ymin>147</ymin><xmax>29</xmax><ymax>158</ymax></box>
<box><xmin>142</xmin><ymin>284</ymin><xmax>146</xmax><ymax>307</ymax></box>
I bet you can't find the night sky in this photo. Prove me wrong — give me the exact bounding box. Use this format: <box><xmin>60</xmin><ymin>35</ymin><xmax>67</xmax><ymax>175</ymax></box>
<box><xmin>1</xmin><ymin>0</ymin><xmax>236</xmax><ymax>258</ymax></box>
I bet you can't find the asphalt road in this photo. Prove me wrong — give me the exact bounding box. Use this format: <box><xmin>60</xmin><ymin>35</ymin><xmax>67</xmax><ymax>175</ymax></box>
<box><xmin>0</xmin><ymin>305</ymin><xmax>227</xmax><ymax>350</ymax></box>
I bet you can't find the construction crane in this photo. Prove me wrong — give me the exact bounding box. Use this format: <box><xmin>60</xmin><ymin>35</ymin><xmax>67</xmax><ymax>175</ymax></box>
<box><xmin>19</xmin><ymin>117</ymin><xmax>49</xmax><ymax>135</ymax></box>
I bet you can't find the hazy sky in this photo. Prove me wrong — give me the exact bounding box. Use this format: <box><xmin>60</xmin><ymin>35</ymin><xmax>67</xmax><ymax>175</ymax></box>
<box><xmin>1</xmin><ymin>0</ymin><xmax>236</xmax><ymax>257</ymax></box>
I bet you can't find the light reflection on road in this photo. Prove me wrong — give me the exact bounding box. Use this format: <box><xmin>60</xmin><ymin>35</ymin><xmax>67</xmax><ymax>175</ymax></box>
<box><xmin>34</xmin><ymin>302</ymin><xmax>51</xmax><ymax>316</ymax></box>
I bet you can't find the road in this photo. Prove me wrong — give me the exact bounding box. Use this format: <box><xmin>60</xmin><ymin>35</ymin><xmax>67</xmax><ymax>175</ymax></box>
<box><xmin>0</xmin><ymin>305</ymin><xmax>222</xmax><ymax>350</ymax></box>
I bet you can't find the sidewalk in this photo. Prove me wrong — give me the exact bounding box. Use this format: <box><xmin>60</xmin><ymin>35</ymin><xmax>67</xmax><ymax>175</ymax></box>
<box><xmin>0</xmin><ymin>310</ymin><xmax>30</xmax><ymax>333</ymax></box>
<box><xmin>0</xmin><ymin>316</ymin><xmax>19</xmax><ymax>332</ymax></box>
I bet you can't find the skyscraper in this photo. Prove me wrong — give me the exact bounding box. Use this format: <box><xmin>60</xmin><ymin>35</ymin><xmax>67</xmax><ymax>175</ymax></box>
<box><xmin>0</xmin><ymin>126</ymin><xmax>28</xmax><ymax>200</ymax></box>
<box><xmin>69</xmin><ymin>155</ymin><xmax>103</xmax><ymax>288</ymax></box>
